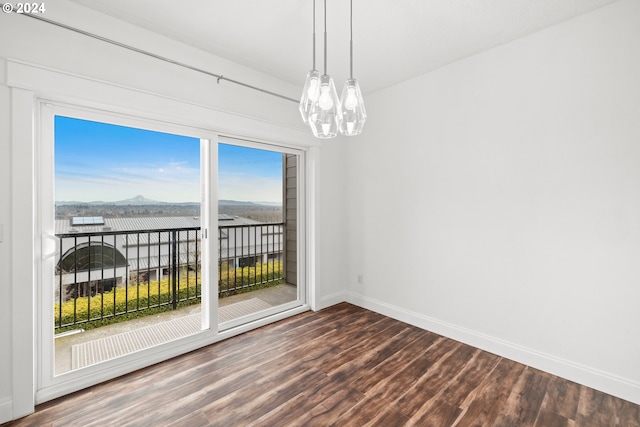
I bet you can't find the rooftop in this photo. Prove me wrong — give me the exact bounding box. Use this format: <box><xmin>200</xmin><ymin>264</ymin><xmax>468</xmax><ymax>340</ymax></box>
<box><xmin>55</xmin><ymin>215</ymin><xmax>259</xmax><ymax>235</ymax></box>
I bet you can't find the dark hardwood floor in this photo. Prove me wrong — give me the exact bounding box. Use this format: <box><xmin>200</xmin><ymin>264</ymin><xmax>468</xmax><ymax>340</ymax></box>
<box><xmin>4</xmin><ymin>303</ymin><xmax>639</xmax><ymax>426</ymax></box>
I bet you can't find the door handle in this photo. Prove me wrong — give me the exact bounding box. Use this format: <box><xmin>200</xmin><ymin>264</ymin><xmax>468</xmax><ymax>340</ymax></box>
<box><xmin>42</xmin><ymin>233</ymin><xmax>60</xmax><ymax>260</ymax></box>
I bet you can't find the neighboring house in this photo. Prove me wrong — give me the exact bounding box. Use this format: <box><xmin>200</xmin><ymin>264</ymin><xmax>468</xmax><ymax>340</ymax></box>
<box><xmin>54</xmin><ymin>215</ymin><xmax>284</xmax><ymax>300</ymax></box>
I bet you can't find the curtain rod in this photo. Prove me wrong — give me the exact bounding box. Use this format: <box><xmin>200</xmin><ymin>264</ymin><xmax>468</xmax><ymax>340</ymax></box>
<box><xmin>4</xmin><ymin>6</ymin><xmax>299</xmax><ymax>103</ymax></box>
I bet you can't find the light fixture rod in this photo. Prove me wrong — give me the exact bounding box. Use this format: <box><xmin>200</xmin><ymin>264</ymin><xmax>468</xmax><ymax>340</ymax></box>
<box><xmin>5</xmin><ymin>4</ymin><xmax>299</xmax><ymax>103</ymax></box>
<box><xmin>323</xmin><ymin>0</ymin><xmax>328</xmax><ymax>75</ymax></box>
<box><xmin>312</xmin><ymin>0</ymin><xmax>316</xmax><ymax>70</ymax></box>
<box><xmin>349</xmin><ymin>0</ymin><xmax>354</xmax><ymax>78</ymax></box>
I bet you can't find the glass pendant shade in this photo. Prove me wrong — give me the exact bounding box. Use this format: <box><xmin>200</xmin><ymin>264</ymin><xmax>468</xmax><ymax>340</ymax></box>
<box><xmin>339</xmin><ymin>78</ymin><xmax>366</xmax><ymax>136</ymax></box>
<box><xmin>299</xmin><ymin>69</ymin><xmax>320</xmax><ymax>123</ymax></box>
<box><xmin>309</xmin><ymin>74</ymin><xmax>342</xmax><ymax>139</ymax></box>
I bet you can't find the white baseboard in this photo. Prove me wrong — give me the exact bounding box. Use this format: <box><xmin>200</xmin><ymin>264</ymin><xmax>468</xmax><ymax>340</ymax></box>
<box><xmin>0</xmin><ymin>397</ymin><xmax>13</xmax><ymax>424</ymax></box>
<box><xmin>314</xmin><ymin>290</ymin><xmax>347</xmax><ymax>311</ymax></box>
<box><xmin>344</xmin><ymin>291</ymin><xmax>640</xmax><ymax>405</ymax></box>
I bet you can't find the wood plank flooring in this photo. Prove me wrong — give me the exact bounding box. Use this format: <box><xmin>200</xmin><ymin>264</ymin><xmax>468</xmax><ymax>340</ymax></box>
<box><xmin>3</xmin><ymin>303</ymin><xmax>639</xmax><ymax>426</ymax></box>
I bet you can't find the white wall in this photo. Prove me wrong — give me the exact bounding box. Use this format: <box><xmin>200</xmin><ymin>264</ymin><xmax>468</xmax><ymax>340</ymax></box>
<box><xmin>315</xmin><ymin>141</ymin><xmax>349</xmax><ymax>308</ymax></box>
<box><xmin>0</xmin><ymin>1</ymin><xmax>348</xmax><ymax>422</ymax></box>
<box><xmin>0</xmin><ymin>72</ymin><xmax>13</xmax><ymax>420</ymax></box>
<box><xmin>346</xmin><ymin>0</ymin><xmax>640</xmax><ymax>404</ymax></box>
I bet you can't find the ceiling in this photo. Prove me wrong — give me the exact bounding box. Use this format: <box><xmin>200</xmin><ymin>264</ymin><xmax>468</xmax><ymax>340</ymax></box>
<box><xmin>68</xmin><ymin>0</ymin><xmax>618</xmax><ymax>95</ymax></box>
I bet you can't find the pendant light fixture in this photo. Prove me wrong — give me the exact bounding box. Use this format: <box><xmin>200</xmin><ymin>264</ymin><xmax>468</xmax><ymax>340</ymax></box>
<box><xmin>339</xmin><ymin>0</ymin><xmax>366</xmax><ymax>136</ymax></box>
<box><xmin>308</xmin><ymin>0</ymin><xmax>341</xmax><ymax>139</ymax></box>
<box><xmin>299</xmin><ymin>0</ymin><xmax>320</xmax><ymax>125</ymax></box>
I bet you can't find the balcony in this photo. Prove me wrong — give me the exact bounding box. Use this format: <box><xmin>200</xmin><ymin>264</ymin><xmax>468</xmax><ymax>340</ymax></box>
<box><xmin>53</xmin><ymin>216</ymin><xmax>295</xmax><ymax>374</ymax></box>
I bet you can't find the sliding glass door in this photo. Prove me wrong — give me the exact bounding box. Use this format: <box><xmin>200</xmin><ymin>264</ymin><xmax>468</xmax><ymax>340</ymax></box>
<box><xmin>37</xmin><ymin>103</ymin><xmax>307</xmax><ymax>400</ymax></box>
<box><xmin>39</xmin><ymin>103</ymin><xmax>214</xmax><ymax>392</ymax></box>
<box><xmin>216</xmin><ymin>138</ymin><xmax>305</xmax><ymax>330</ymax></box>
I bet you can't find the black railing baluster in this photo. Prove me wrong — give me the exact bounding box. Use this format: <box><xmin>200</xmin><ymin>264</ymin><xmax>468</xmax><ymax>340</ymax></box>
<box><xmin>186</xmin><ymin>229</ymin><xmax>190</xmax><ymax>301</ymax></box>
<box><xmin>136</xmin><ymin>232</ymin><xmax>141</xmax><ymax>312</ymax></box>
<box><xmin>156</xmin><ymin>231</ymin><xmax>161</xmax><ymax>307</ymax></box>
<box><xmin>125</xmin><ymin>234</ymin><xmax>129</xmax><ymax>314</ymax></box>
<box><xmin>178</xmin><ymin>231</ymin><xmax>182</xmax><ymax>303</ymax></box>
<box><xmin>171</xmin><ymin>230</ymin><xmax>177</xmax><ymax>310</ymax></box>
<box><xmin>153</xmin><ymin>231</ymin><xmax>157</xmax><ymax>306</ymax></box>
<box><xmin>234</xmin><ymin>227</ymin><xmax>238</xmax><ymax>291</ymax></box>
<box><xmin>87</xmin><ymin>236</ymin><xmax>92</xmax><ymax>322</ymax></box>
<box><xmin>100</xmin><ymin>234</ymin><xmax>104</xmax><ymax>319</ymax></box>
<box><xmin>236</xmin><ymin>227</ymin><xmax>245</xmax><ymax>289</ymax></box>
<box><xmin>226</xmin><ymin>229</ymin><xmax>230</xmax><ymax>293</ymax></box>
<box><xmin>195</xmin><ymin>229</ymin><xmax>199</xmax><ymax>298</ymax></box>
<box><xmin>113</xmin><ymin>234</ymin><xmax>117</xmax><ymax>317</ymax></box>
<box><xmin>261</xmin><ymin>225</ymin><xmax>264</xmax><ymax>285</ymax></box>
<box><xmin>179</xmin><ymin>231</ymin><xmax>183</xmax><ymax>301</ymax></box>
<box><xmin>58</xmin><ymin>236</ymin><xmax>63</xmax><ymax>328</ymax></box>
<box><xmin>73</xmin><ymin>235</ymin><xmax>78</xmax><ymax>325</ymax></box>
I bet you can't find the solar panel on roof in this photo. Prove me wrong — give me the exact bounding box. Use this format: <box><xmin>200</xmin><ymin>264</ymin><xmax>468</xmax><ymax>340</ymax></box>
<box><xmin>71</xmin><ymin>216</ymin><xmax>105</xmax><ymax>226</ymax></box>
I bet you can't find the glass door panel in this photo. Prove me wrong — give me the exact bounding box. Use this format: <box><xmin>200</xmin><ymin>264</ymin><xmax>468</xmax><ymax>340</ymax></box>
<box><xmin>217</xmin><ymin>140</ymin><xmax>304</xmax><ymax>329</ymax></box>
<box><xmin>51</xmin><ymin>115</ymin><xmax>205</xmax><ymax>374</ymax></box>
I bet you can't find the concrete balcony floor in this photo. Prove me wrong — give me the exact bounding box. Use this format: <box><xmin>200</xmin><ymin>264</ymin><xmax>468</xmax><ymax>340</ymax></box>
<box><xmin>54</xmin><ymin>283</ymin><xmax>298</xmax><ymax>375</ymax></box>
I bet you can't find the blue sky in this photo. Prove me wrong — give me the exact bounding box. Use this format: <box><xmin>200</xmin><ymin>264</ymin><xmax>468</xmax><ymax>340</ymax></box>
<box><xmin>55</xmin><ymin>116</ymin><xmax>283</xmax><ymax>203</ymax></box>
<box><xmin>218</xmin><ymin>144</ymin><xmax>283</xmax><ymax>203</ymax></box>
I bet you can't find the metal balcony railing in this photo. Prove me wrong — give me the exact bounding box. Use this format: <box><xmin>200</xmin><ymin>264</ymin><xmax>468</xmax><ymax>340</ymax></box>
<box><xmin>54</xmin><ymin>222</ymin><xmax>284</xmax><ymax>331</ymax></box>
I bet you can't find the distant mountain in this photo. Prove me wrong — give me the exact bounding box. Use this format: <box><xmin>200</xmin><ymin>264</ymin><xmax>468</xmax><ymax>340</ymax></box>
<box><xmin>111</xmin><ymin>195</ymin><xmax>167</xmax><ymax>205</ymax></box>
<box><xmin>56</xmin><ymin>195</ymin><xmax>189</xmax><ymax>206</ymax></box>
<box><xmin>218</xmin><ymin>200</ymin><xmax>282</xmax><ymax>207</ymax></box>
<box><xmin>57</xmin><ymin>197</ymin><xmax>277</xmax><ymax>207</ymax></box>
<box><xmin>218</xmin><ymin>199</ymin><xmax>259</xmax><ymax>207</ymax></box>
<box><xmin>55</xmin><ymin>200</ymin><xmax>92</xmax><ymax>206</ymax></box>
<box><xmin>55</xmin><ymin>200</ymin><xmax>110</xmax><ymax>206</ymax></box>
<box><xmin>254</xmin><ymin>201</ymin><xmax>282</xmax><ymax>207</ymax></box>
